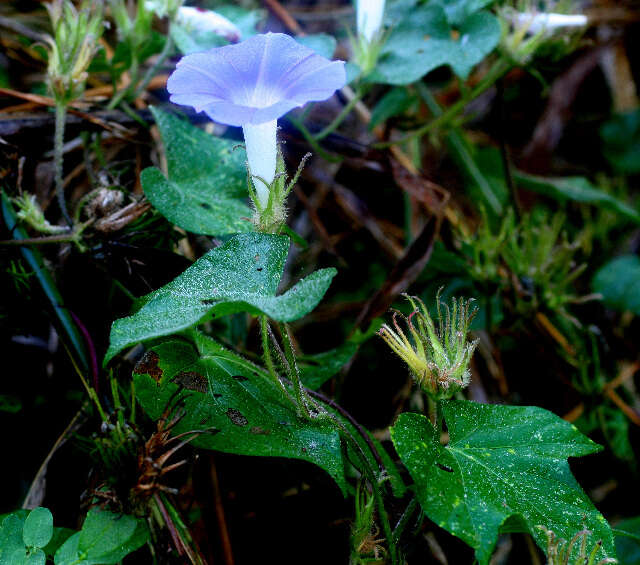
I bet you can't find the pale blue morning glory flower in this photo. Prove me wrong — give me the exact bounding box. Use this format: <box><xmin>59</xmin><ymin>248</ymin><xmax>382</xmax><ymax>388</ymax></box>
<box><xmin>167</xmin><ymin>32</ymin><xmax>346</xmax><ymax>208</ymax></box>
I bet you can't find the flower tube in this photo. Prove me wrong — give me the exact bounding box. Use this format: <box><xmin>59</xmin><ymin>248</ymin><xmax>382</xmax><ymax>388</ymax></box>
<box><xmin>353</xmin><ymin>0</ymin><xmax>385</xmax><ymax>75</ymax></box>
<box><xmin>167</xmin><ymin>32</ymin><xmax>346</xmax><ymax>217</ymax></box>
<box><xmin>356</xmin><ymin>0</ymin><xmax>385</xmax><ymax>44</ymax></box>
<box><xmin>511</xmin><ymin>11</ymin><xmax>588</xmax><ymax>36</ymax></box>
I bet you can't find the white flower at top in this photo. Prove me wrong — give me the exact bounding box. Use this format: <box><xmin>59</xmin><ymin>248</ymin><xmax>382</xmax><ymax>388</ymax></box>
<box><xmin>175</xmin><ymin>6</ymin><xmax>241</xmax><ymax>42</ymax></box>
<box><xmin>511</xmin><ymin>11</ymin><xmax>588</xmax><ymax>35</ymax></box>
<box><xmin>356</xmin><ymin>0</ymin><xmax>385</xmax><ymax>43</ymax></box>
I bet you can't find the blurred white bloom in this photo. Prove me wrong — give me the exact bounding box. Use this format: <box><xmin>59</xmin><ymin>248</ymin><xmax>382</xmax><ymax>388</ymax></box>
<box><xmin>144</xmin><ymin>0</ymin><xmax>182</xmax><ymax>19</ymax></box>
<box><xmin>176</xmin><ymin>6</ymin><xmax>241</xmax><ymax>42</ymax></box>
<box><xmin>511</xmin><ymin>11</ymin><xmax>588</xmax><ymax>35</ymax></box>
<box><xmin>356</xmin><ymin>0</ymin><xmax>385</xmax><ymax>43</ymax></box>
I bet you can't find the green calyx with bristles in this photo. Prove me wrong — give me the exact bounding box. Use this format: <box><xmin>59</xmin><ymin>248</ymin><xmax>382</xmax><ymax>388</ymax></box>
<box><xmin>249</xmin><ymin>151</ymin><xmax>311</xmax><ymax>234</ymax></box>
<box><xmin>379</xmin><ymin>292</ymin><xmax>479</xmax><ymax>400</ymax></box>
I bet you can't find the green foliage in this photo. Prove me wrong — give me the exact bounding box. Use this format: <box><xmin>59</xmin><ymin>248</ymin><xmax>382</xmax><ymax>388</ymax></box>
<box><xmin>299</xmin><ymin>341</ymin><xmax>359</xmax><ymax>390</ymax></box>
<box><xmin>133</xmin><ymin>335</ymin><xmax>347</xmax><ymax>493</ymax></box>
<box><xmin>171</xmin><ymin>23</ymin><xmax>226</xmax><ymax>54</ymax></box>
<box><xmin>22</xmin><ymin>508</ymin><xmax>53</xmax><ymax>551</ymax></box>
<box><xmin>1</xmin><ymin>192</ymin><xmax>89</xmax><ymax>371</ymax></box>
<box><xmin>0</xmin><ymin>508</ymin><xmax>139</xmax><ymax>565</ymax></box>
<box><xmin>141</xmin><ymin>107</ymin><xmax>251</xmax><ymax>236</ymax></box>
<box><xmin>105</xmin><ymin>233</ymin><xmax>336</xmax><ymax>363</ymax></box>
<box><xmin>614</xmin><ymin>517</ymin><xmax>640</xmax><ymax>565</ymax></box>
<box><xmin>592</xmin><ymin>255</ymin><xmax>640</xmax><ymax>315</ymax></box>
<box><xmin>107</xmin><ymin>0</ymin><xmax>159</xmax><ymax>76</ymax></box>
<box><xmin>0</xmin><ymin>394</ymin><xmax>21</xmax><ymax>413</ymax></box>
<box><xmin>296</xmin><ymin>34</ymin><xmax>338</xmax><ymax>59</ymax></box>
<box><xmin>454</xmin><ymin>143</ymin><xmax>640</xmax><ymax>224</ymax></box>
<box><xmin>514</xmin><ymin>172</ymin><xmax>640</xmax><ymax>225</ymax></box>
<box><xmin>0</xmin><ymin>513</ymin><xmax>30</xmax><ymax>565</ymax></box>
<box><xmin>501</xmin><ymin>212</ymin><xmax>585</xmax><ymax>312</ymax></box>
<box><xmin>369</xmin><ymin>88</ymin><xmax>417</xmax><ymax>130</ymax></box>
<box><xmin>298</xmin><ymin>324</ymin><xmax>378</xmax><ymax>390</ymax></box>
<box><xmin>214</xmin><ymin>5</ymin><xmax>263</xmax><ymax>39</ymax></box>
<box><xmin>390</xmin><ymin>403</ymin><xmax>615</xmax><ymax>564</ymax></box>
<box><xmin>601</xmin><ymin>110</ymin><xmax>640</xmax><ymax>174</ymax></box>
<box><xmin>448</xmin><ymin>137</ymin><xmax>508</xmax><ymax>218</ymax></box>
<box><xmin>372</xmin><ymin>0</ymin><xmax>500</xmax><ymax>84</ymax></box>
<box><xmin>54</xmin><ymin>509</ymin><xmax>148</xmax><ymax>565</ymax></box>
<box><xmin>109</xmin><ymin>31</ymin><xmax>165</xmax><ymax>79</ymax></box>
<box><xmin>463</xmin><ymin>210</ymin><xmax>586</xmax><ymax>315</ymax></box>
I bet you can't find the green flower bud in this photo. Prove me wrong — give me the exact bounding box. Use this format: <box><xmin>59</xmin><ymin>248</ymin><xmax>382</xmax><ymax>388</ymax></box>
<box><xmin>14</xmin><ymin>194</ymin><xmax>68</xmax><ymax>235</ymax></box>
<box><xmin>379</xmin><ymin>293</ymin><xmax>478</xmax><ymax>400</ymax></box>
<box><xmin>45</xmin><ymin>0</ymin><xmax>103</xmax><ymax>103</ymax></box>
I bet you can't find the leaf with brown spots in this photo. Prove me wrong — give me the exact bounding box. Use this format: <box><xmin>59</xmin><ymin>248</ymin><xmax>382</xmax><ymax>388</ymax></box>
<box><xmin>133</xmin><ymin>351</ymin><xmax>163</xmax><ymax>382</ymax></box>
<box><xmin>226</xmin><ymin>408</ymin><xmax>248</xmax><ymax>427</ymax></box>
<box><xmin>133</xmin><ymin>335</ymin><xmax>347</xmax><ymax>494</ymax></box>
<box><xmin>173</xmin><ymin>371</ymin><xmax>208</xmax><ymax>393</ymax></box>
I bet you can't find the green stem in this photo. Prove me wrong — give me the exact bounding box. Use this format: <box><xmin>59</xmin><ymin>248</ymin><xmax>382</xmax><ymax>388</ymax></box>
<box><xmin>0</xmin><ymin>233</ymin><xmax>79</xmax><ymax>246</ymax></box>
<box><xmin>264</xmin><ymin>319</ymin><xmax>396</xmax><ymax>559</ymax></box>
<box><xmin>427</xmin><ymin>396</ymin><xmax>439</xmax><ymax>428</ymax></box>
<box><xmin>260</xmin><ymin>316</ymin><xmax>296</xmax><ymax>405</ymax></box>
<box><xmin>279</xmin><ymin>322</ymin><xmax>311</xmax><ymax>418</ymax></box>
<box><xmin>54</xmin><ymin>100</ymin><xmax>73</xmax><ymax>227</ymax></box>
<box><xmin>133</xmin><ymin>34</ymin><xmax>174</xmax><ymax>99</ymax></box>
<box><xmin>313</xmin><ymin>89</ymin><xmax>364</xmax><ymax>141</ymax></box>
<box><xmin>1</xmin><ymin>192</ymin><xmax>89</xmax><ymax>371</ymax></box>
<box><xmin>417</xmin><ymin>81</ymin><xmax>504</xmax><ymax>216</ymax></box>
<box><xmin>392</xmin><ymin>497</ymin><xmax>419</xmax><ymax>546</ymax></box>
<box><xmin>375</xmin><ymin>58</ymin><xmax>512</xmax><ymax>148</ymax></box>
<box><xmin>108</xmin><ymin>53</ymin><xmax>139</xmax><ymax>110</ymax></box>
<box><xmin>327</xmin><ymin>412</ymin><xmax>398</xmax><ymax>564</ymax></box>
<box><xmin>287</xmin><ymin>115</ymin><xmax>343</xmax><ymax>163</ymax></box>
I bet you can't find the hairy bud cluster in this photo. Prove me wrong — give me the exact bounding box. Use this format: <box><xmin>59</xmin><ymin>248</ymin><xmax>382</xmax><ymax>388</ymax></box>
<box><xmin>45</xmin><ymin>0</ymin><xmax>103</xmax><ymax>103</ymax></box>
<box><xmin>379</xmin><ymin>294</ymin><xmax>479</xmax><ymax>400</ymax></box>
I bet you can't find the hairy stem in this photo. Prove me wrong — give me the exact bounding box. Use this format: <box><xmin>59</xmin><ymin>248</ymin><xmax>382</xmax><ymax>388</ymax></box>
<box><xmin>54</xmin><ymin>100</ymin><xmax>73</xmax><ymax>227</ymax></box>
<box><xmin>260</xmin><ymin>316</ymin><xmax>296</xmax><ymax>404</ymax></box>
<box><xmin>280</xmin><ymin>322</ymin><xmax>311</xmax><ymax>418</ymax></box>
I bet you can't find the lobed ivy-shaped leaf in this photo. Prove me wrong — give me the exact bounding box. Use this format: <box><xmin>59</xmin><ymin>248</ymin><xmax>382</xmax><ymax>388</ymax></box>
<box><xmin>372</xmin><ymin>1</ymin><xmax>500</xmax><ymax>85</ymax></box>
<box><xmin>142</xmin><ymin>107</ymin><xmax>251</xmax><ymax>236</ymax></box>
<box><xmin>105</xmin><ymin>233</ymin><xmax>336</xmax><ymax>363</ymax></box>
<box><xmin>133</xmin><ymin>334</ymin><xmax>347</xmax><ymax>493</ymax></box>
<box><xmin>390</xmin><ymin>401</ymin><xmax>615</xmax><ymax>564</ymax></box>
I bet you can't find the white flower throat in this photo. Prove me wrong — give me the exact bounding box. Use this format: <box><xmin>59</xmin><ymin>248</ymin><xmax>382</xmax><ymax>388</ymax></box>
<box><xmin>242</xmin><ymin>120</ymin><xmax>278</xmax><ymax>208</ymax></box>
